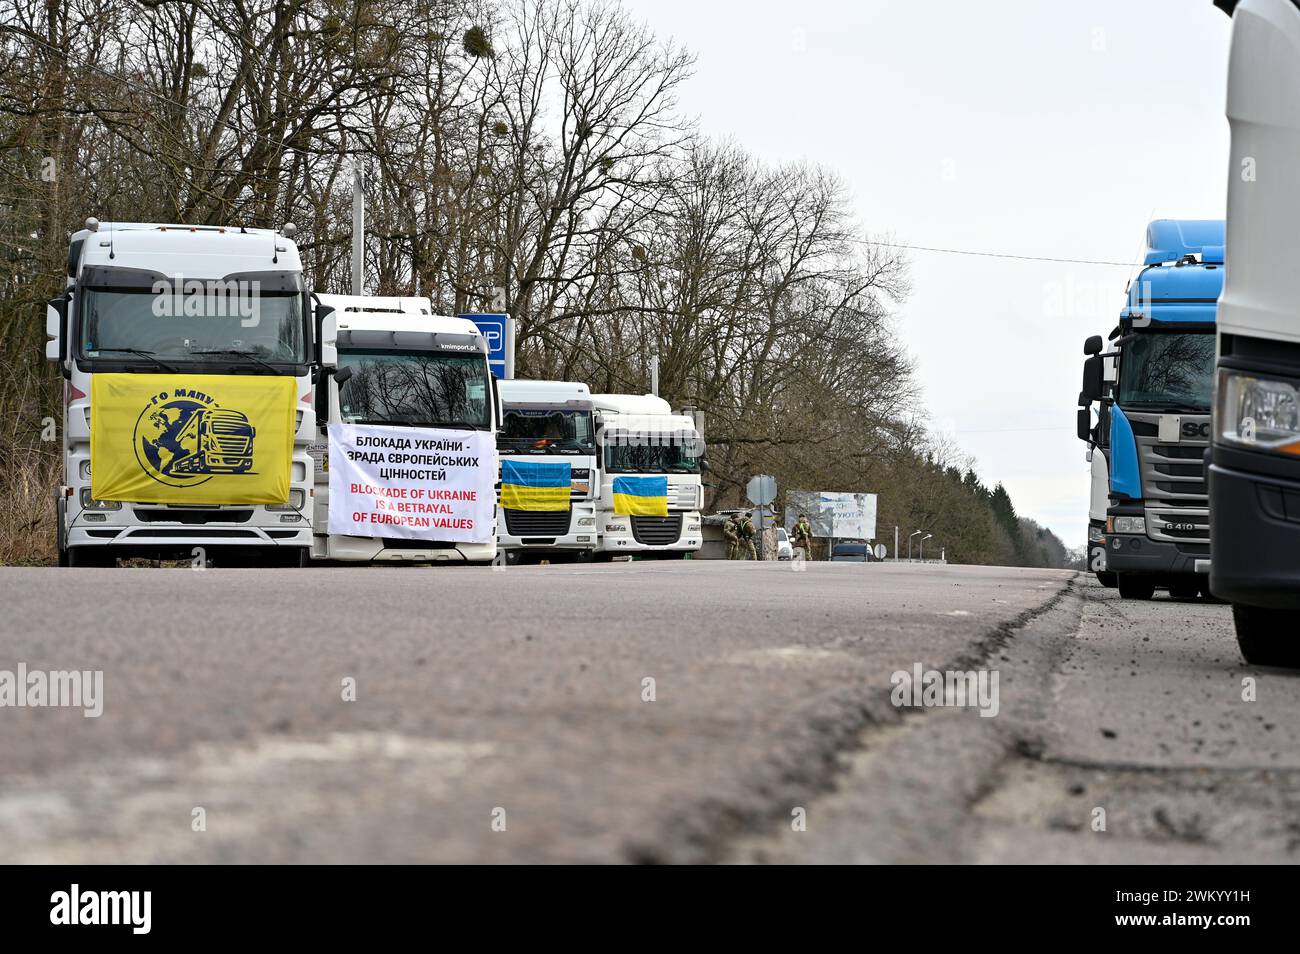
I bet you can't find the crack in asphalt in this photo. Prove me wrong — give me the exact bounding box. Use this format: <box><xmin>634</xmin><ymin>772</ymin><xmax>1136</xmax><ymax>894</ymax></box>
<box><xmin>631</xmin><ymin>575</ymin><xmax>1081</xmax><ymax>864</ymax></box>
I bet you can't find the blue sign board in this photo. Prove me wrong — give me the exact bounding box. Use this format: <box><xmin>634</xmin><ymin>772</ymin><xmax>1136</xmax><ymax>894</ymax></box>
<box><xmin>461</xmin><ymin>314</ymin><xmax>508</xmax><ymax>378</ymax></box>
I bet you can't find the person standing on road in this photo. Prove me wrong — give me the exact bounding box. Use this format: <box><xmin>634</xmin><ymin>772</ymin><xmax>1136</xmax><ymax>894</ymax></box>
<box><xmin>724</xmin><ymin>514</ymin><xmax>741</xmax><ymax>560</ymax></box>
<box><xmin>737</xmin><ymin>511</ymin><xmax>758</xmax><ymax>560</ymax></box>
<box><xmin>792</xmin><ymin>514</ymin><xmax>814</xmax><ymax>561</ymax></box>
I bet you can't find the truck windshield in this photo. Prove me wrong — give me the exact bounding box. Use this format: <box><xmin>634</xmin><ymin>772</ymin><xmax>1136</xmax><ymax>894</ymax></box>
<box><xmin>1116</xmin><ymin>332</ymin><xmax>1215</xmax><ymax>412</ymax></box>
<box><xmin>498</xmin><ymin>409</ymin><xmax>595</xmax><ymax>453</ymax></box>
<box><xmin>337</xmin><ymin>349</ymin><xmax>490</xmax><ymax>430</ymax></box>
<box><xmin>603</xmin><ymin>434</ymin><xmax>702</xmax><ymax>474</ymax></box>
<box><xmin>80</xmin><ymin>287</ymin><xmax>306</xmax><ymax>364</ymax></box>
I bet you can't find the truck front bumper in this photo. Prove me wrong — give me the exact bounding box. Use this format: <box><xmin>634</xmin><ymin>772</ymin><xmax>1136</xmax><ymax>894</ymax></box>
<box><xmin>595</xmin><ymin>512</ymin><xmax>702</xmax><ymax>554</ymax></box>
<box><xmin>313</xmin><ymin>534</ymin><xmax>496</xmax><ymax>564</ymax></box>
<box><xmin>498</xmin><ymin>503</ymin><xmax>598</xmax><ymax>555</ymax></box>
<box><xmin>1104</xmin><ymin>532</ymin><xmax>1204</xmax><ymax>578</ymax></box>
<box><xmin>64</xmin><ymin>491</ymin><xmax>311</xmax><ymax>556</ymax></box>
<box><xmin>1209</xmin><ymin>458</ymin><xmax>1300</xmax><ymax>609</ymax></box>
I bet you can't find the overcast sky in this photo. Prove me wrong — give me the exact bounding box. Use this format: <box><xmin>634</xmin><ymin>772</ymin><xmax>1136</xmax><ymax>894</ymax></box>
<box><xmin>620</xmin><ymin>0</ymin><xmax>1232</xmax><ymax>548</ymax></box>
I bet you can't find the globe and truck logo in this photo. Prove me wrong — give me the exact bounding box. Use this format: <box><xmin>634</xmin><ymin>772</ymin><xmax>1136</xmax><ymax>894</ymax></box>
<box><xmin>133</xmin><ymin>388</ymin><xmax>257</xmax><ymax>488</ymax></box>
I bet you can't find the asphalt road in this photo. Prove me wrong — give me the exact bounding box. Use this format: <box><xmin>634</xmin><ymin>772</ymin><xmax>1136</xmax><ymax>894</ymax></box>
<box><xmin>0</xmin><ymin>561</ymin><xmax>1292</xmax><ymax>863</ymax></box>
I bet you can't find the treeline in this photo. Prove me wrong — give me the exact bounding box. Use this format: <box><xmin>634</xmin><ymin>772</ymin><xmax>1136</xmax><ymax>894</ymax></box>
<box><xmin>0</xmin><ymin>0</ymin><xmax>1068</xmax><ymax>567</ymax></box>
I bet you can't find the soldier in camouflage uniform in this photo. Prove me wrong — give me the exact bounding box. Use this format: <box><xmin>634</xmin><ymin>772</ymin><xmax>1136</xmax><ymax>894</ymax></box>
<box><xmin>737</xmin><ymin>511</ymin><xmax>759</xmax><ymax>560</ymax></box>
<box><xmin>724</xmin><ymin>514</ymin><xmax>741</xmax><ymax>560</ymax></box>
<box><xmin>792</xmin><ymin>514</ymin><xmax>814</xmax><ymax>561</ymax></box>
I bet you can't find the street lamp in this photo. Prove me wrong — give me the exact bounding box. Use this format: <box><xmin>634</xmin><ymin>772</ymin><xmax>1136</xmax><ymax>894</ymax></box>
<box><xmin>908</xmin><ymin>530</ymin><xmax>923</xmax><ymax>561</ymax></box>
<box><xmin>920</xmin><ymin>533</ymin><xmax>933</xmax><ymax>561</ymax></box>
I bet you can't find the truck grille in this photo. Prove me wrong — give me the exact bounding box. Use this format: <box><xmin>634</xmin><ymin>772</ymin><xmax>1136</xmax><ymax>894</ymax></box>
<box><xmin>631</xmin><ymin>514</ymin><xmax>682</xmax><ymax>546</ymax></box>
<box><xmin>504</xmin><ymin>509</ymin><xmax>571</xmax><ymax>536</ymax></box>
<box><xmin>669</xmin><ymin>483</ymin><xmax>697</xmax><ymax>510</ymax></box>
<box><xmin>1130</xmin><ymin>411</ymin><xmax>1210</xmax><ymax>546</ymax></box>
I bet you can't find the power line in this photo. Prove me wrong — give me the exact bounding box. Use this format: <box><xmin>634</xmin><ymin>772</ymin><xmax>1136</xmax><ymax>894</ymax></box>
<box><xmin>857</xmin><ymin>238</ymin><xmax>1137</xmax><ymax>268</ymax></box>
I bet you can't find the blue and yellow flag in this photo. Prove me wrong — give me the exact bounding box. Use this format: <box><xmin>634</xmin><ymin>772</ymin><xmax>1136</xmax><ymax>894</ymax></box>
<box><xmin>500</xmin><ymin>459</ymin><xmax>571</xmax><ymax>511</ymax></box>
<box><xmin>90</xmin><ymin>373</ymin><xmax>295</xmax><ymax>505</ymax></box>
<box><xmin>612</xmin><ymin>475</ymin><xmax>668</xmax><ymax>516</ymax></box>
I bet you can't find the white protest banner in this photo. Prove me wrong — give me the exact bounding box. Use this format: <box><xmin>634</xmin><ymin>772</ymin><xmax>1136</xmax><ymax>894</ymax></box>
<box><xmin>328</xmin><ymin>423</ymin><xmax>495</xmax><ymax>542</ymax></box>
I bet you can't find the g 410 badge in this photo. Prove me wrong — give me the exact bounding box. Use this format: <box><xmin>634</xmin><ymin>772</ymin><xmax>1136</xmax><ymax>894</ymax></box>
<box><xmin>133</xmin><ymin>386</ymin><xmax>258</xmax><ymax>487</ymax></box>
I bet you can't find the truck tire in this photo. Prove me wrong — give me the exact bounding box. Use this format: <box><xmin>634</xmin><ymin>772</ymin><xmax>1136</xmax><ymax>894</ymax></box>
<box><xmin>1095</xmin><ymin>571</ymin><xmax>1117</xmax><ymax>588</ymax></box>
<box><xmin>1116</xmin><ymin>575</ymin><xmax>1155</xmax><ymax>600</ymax></box>
<box><xmin>1232</xmin><ymin>604</ymin><xmax>1300</xmax><ymax>668</ymax></box>
<box><xmin>1168</xmin><ymin>581</ymin><xmax>1200</xmax><ymax>601</ymax></box>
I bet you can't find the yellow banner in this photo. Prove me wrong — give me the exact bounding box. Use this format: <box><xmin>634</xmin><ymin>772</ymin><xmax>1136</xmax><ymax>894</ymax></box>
<box><xmin>90</xmin><ymin>373</ymin><xmax>295</xmax><ymax>505</ymax></box>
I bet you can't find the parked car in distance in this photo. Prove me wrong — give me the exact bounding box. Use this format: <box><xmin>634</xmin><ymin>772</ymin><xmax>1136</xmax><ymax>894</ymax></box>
<box><xmin>775</xmin><ymin>527</ymin><xmax>793</xmax><ymax>560</ymax></box>
<box><xmin>831</xmin><ymin>541</ymin><xmax>874</xmax><ymax>562</ymax></box>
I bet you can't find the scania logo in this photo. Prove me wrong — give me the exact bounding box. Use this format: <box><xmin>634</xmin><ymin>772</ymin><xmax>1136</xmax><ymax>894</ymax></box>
<box><xmin>133</xmin><ymin>388</ymin><xmax>257</xmax><ymax>487</ymax></box>
<box><xmin>1181</xmin><ymin>421</ymin><xmax>1210</xmax><ymax>439</ymax></box>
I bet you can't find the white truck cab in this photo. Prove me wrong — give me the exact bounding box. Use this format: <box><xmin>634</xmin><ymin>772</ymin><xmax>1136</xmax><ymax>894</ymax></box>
<box><xmin>312</xmin><ymin>294</ymin><xmax>498</xmax><ymax>563</ymax></box>
<box><xmin>46</xmin><ymin>220</ymin><xmax>317</xmax><ymax>566</ymax></box>
<box><xmin>496</xmin><ymin>379</ymin><xmax>599</xmax><ymax>562</ymax></box>
<box><xmin>590</xmin><ymin>393</ymin><xmax>704</xmax><ymax>559</ymax></box>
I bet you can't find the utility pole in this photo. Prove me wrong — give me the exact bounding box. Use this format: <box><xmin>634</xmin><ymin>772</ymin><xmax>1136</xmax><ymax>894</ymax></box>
<box><xmin>351</xmin><ymin>164</ymin><xmax>365</xmax><ymax>296</ymax></box>
<box><xmin>650</xmin><ymin>353</ymin><xmax>659</xmax><ymax>396</ymax></box>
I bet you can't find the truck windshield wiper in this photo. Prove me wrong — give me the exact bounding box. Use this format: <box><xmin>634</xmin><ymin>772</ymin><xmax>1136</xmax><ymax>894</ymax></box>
<box><xmin>192</xmin><ymin>349</ymin><xmax>279</xmax><ymax>373</ymax></box>
<box><xmin>94</xmin><ymin>348</ymin><xmax>178</xmax><ymax>372</ymax></box>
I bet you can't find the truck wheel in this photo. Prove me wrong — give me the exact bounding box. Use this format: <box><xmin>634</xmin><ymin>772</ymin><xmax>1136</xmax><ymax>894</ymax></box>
<box><xmin>1232</xmin><ymin>604</ymin><xmax>1300</xmax><ymax>668</ymax></box>
<box><xmin>1095</xmin><ymin>571</ymin><xmax>1117</xmax><ymax>588</ymax></box>
<box><xmin>1168</xmin><ymin>581</ymin><xmax>1199</xmax><ymax>601</ymax></box>
<box><xmin>1116</xmin><ymin>575</ymin><xmax>1155</xmax><ymax>600</ymax></box>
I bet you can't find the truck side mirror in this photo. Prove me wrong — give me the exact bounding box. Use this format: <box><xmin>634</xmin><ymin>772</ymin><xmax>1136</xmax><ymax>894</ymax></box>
<box><xmin>318</xmin><ymin>308</ymin><xmax>338</xmax><ymax>369</ymax></box>
<box><xmin>333</xmin><ymin>365</ymin><xmax>354</xmax><ymax>389</ymax></box>
<box><xmin>1077</xmin><ymin>406</ymin><xmax>1092</xmax><ymax>442</ymax></box>
<box><xmin>1081</xmin><ymin>354</ymin><xmax>1104</xmax><ymax>403</ymax></box>
<box><xmin>1083</xmin><ymin>334</ymin><xmax>1104</xmax><ymax>356</ymax></box>
<box><xmin>46</xmin><ymin>296</ymin><xmax>67</xmax><ymax>363</ymax></box>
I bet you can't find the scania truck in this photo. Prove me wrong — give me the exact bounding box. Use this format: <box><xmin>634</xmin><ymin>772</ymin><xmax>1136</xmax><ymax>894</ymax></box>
<box><xmin>312</xmin><ymin>294</ymin><xmax>498</xmax><ymax>564</ymax></box>
<box><xmin>590</xmin><ymin>393</ymin><xmax>704</xmax><ymax>559</ymax></box>
<box><xmin>496</xmin><ymin>379</ymin><xmax>598</xmax><ymax>563</ymax></box>
<box><xmin>1081</xmin><ymin>220</ymin><xmax>1223</xmax><ymax>600</ymax></box>
<box><xmin>1209</xmin><ymin>0</ymin><xmax>1300</xmax><ymax>665</ymax></box>
<box><xmin>46</xmin><ymin>220</ymin><xmax>318</xmax><ymax>566</ymax></box>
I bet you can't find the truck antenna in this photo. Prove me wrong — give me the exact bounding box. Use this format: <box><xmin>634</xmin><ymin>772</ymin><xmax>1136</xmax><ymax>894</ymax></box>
<box><xmin>108</xmin><ymin>220</ymin><xmax>115</xmax><ymax>260</ymax></box>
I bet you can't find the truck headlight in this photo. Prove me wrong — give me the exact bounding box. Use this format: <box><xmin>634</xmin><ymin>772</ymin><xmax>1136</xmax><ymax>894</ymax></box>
<box><xmin>1107</xmin><ymin>515</ymin><xmax>1145</xmax><ymax>534</ymax></box>
<box><xmin>78</xmin><ymin>489</ymin><xmax>121</xmax><ymax>512</ymax></box>
<box><xmin>1216</xmin><ymin>369</ymin><xmax>1300</xmax><ymax>454</ymax></box>
<box><xmin>577</xmin><ymin>516</ymin><xmax>595</xmax><ymax>527</ymax></box>
<box><xmin>1088</xmin><ymin>525</ymin><xmax>1104</xmax><ymax>543</ymax></box>
<box><xmin>267</xmin><ymin>490</ymin><xmax>306</xmax><ymax>512</ymax></box>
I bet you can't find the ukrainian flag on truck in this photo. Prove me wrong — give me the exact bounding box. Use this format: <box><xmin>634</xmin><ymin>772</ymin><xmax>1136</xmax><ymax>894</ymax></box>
<box><xmin>501</xmin><ymin>459</ymin><xmax>571</xmax><ymax>511</ymax></box>
<box><xmin>611</xmin><ymin>475</ymin><xmax>668</xmax><ymax>516</ymax></box>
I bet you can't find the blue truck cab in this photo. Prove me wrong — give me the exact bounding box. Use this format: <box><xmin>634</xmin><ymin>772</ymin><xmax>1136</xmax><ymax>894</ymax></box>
<box><xmin>1085</xmin><ymin>220</ymin><xmax>1223</xmax><ymax>600</ymax></box>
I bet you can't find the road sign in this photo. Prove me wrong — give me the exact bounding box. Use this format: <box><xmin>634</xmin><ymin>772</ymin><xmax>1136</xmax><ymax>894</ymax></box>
<box><xmin>874</xmin><ymin>543</ymin><xmax>887</xmax><ymax>560</ymax></box>
<box><xmin>461</xmin><ymin>314</ymin><xmax>508</xmax><ymax>378</ymax></box>
<box><xmin>746</xmin><ymin>474</ymin><xmax>777</xmax><ymax>506</ymax></box>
